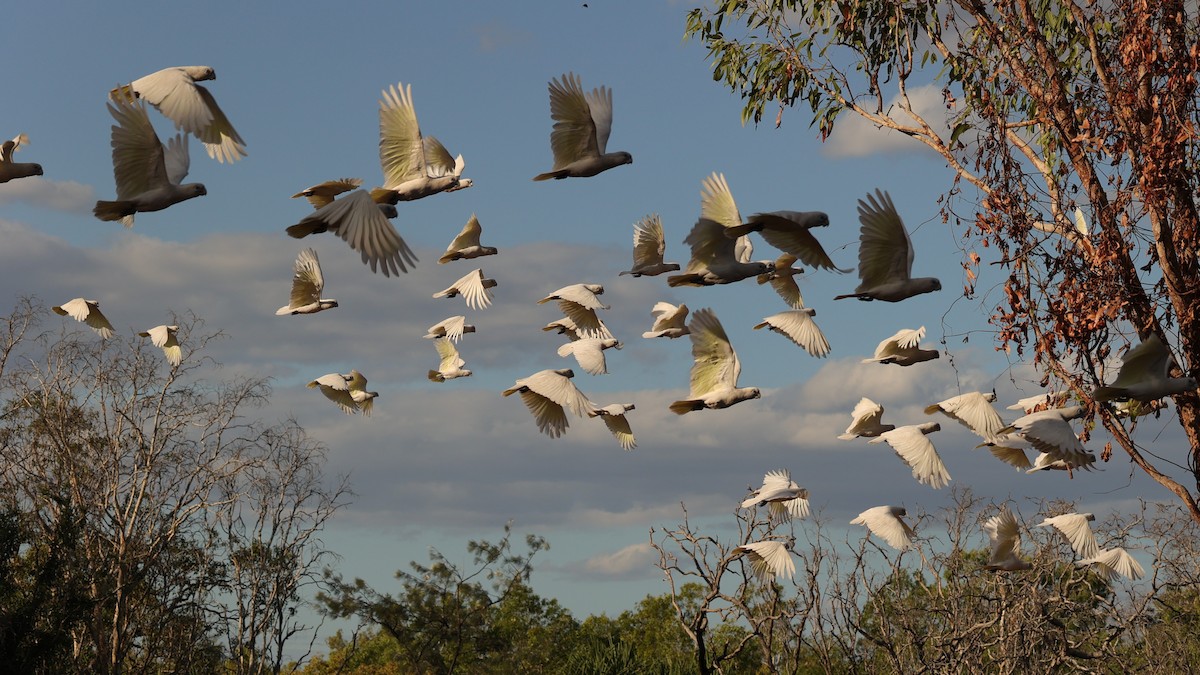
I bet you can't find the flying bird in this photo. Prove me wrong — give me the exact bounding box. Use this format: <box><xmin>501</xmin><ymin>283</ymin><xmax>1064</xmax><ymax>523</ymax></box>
<box><xmin>424</xmin><ymin>316</ymin><xmax>476</xmax><ymax>342</ymax></box>
<box><xmin>1038</xmin><ymin>512</ymin><xmax>1099</xmax><ymax>559</ymax></box>
<box><xmin>736</xmin><ymin>539</ymin><xmax>796</xmax><ymax>582</ymax></box>
<box><xmin>538</xmin><ymin>283</ymin><xmax>608</xmax><ymax>310</ymax></box>
<box><xmin>94</xmin><ymin>91</ymin><xmax>206</xmax><ymax>227</ymax></box>
<box><xmin>539</xmin><ymin>284</ymin><xmax>612</xmax><ymax>339</ymax></box>
<box><xmin>870</xmin><ymin>423</ymin><xmax>949</xmax><ymax>489</ymax></box>
<box><xmin>984</xmin><ymin>507</ymin><xmax>1032</xmax><ymax>571</ymax></box>
<box><xmin>428</xmin><ymin>337</ymin><xmax>472</xmax><ymax>382</ymax></box>
<box><xmin>52</xmin><ymin>298</ymin><xmax>114</xmax><ymax>339</ymax></box>
<box><xmin>669</xmin><ymin>308</ymin><xmax>761</xmax><ymax>414</ymax></box>
<box><xmin>0</xmin><ymin>133</ymin><xmax>42</xmax><ymax>183</ymax></box>
<box><xmin>114</xmin><ymin>66</ymin><xmax>246</xmax><ymax>163</ymax></box>
<box><xmin>308</xmin><ymin>370</ymin><xmax>377</xmax><ymax>416</ymax></box>
<box><xmin>757</xmin><ymin>254</ymin><xmax>807</xmax><ymax>309</ymax></box>
<box><xmin>1008</xmin><ymin>391</ymin><xmax>1070</xmax><ymax>413</ymax></box>
<box><xmin>276</xmin><ymin>248</ymin><xmax>338</xmax><ymax>315</ymax></box>
<box><xmin>557</xmin><ymin>338</ymin><xmax>622</xmax><ymax>375</ymax></box>
<box><xmin>667</xmin><ymin>174</ymin><xmax>775</xmax><ymax>287</ymax></box>
<box><xmin>533</xmin><ymin>72</ymin><xmax>632</xmax><ymax>180</ymax></box>
<box><xmin>925</xmin><ymin>391</ymin><xmax>1005</xmax><ymax>441</ymax></box>
<box><xmin>740</xmin><ymin>470</ymin><xmax>810</xmax><ymax>524</ymax></box>
<box><xmin>138</xmin><ymin>324</ymin><xmax>181</xmax><ymax>367</ymax></box>
<box><xmin>438</xmin><ymin>214</ymin><xmax>497</xmax><ymax>264</ymax></box>
<box><xmin>377</xmin><ymin>82</ymin><xmax>472</xmax><ymax>201</ymax></box>
<box><xmin>587</xmin><ymin>402</ymin><xmax>637</xmax><ymax>450</ymax></box>
<box><xmin>286</xmin><ymin>179</ymin><xmax>417</xmax><ymax>277</ymax></box>
<box><xmin>619</xmin><ymin>214</ymin><xmax>680</xmax><ymax>277</ymax></box>
<box><xmin>835</xmin><ymin>189</ymin><xmax>941</xmax><ymax>301</ymax></box>
<box><xmin>851</xmin><ymin>505</ymin><xmax>916</xmax><ymax>551</ymax></box>
<box><xmin>838</xmin><ymin>397</ymin><xmax>895</xmax><ymax>440</ymax></box>
<box><xmin>1078</xmin><ymin>547</ymin><xmax>1145</xmax><ymax>581</ymax></box>
<box><xmin>724</xmin><ymin>209</ymin><xmax>849</xmax><ymax>274</ymax></box>
<box><xmin>543</xmin><ymin>317</ymin><xmax>584</xmax><ymax>342</ymax></box>
<box><xmin>1093</xmin><ymin>333</ymin><xmax>1198</xmax><ymax>403</ymax></box>
<box><xmin>753</xmin><ymin>309</ymin><xmax>830</xmax><ymax>358</ymax></box>
<box><xmin>433</xmin><ymin>268</ymin><xmax>497</xmax><ymax>310</ymax></box>
<box><xmin>996</xmin><ymin>406</ymin><xmax>1094</xmax><ymax>477</ymax></box>
<box><xmin>502</xmin><ymin>368</ymin><xmax>592</xmax><ymax>438</ymax></box>
<box><xmin>862</xmin><ymin>326</ymin><xmax>939</xmax><ymax>366</ymax></box>
<box><xmin>642</xmin><ymin>302</ymin><xmax>690</xmax><ymax>339</ymax></box>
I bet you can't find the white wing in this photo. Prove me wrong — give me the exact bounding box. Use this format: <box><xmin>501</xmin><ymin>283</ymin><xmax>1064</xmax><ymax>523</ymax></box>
<box><xmin>872</xmin><ymin>424</ymin><xmax>949</xmax><ymax>489</ymax></box>
<box><xmin>1039</xmin><ymin>513</ymin><xmax>1099</xmax><ymax>558</ymax></box>
<box><xmin>739</xmin><ymin>540</ymin><xmax>795</xmax><ymax>581</ymax></box>
<box><xmin>754</xmin><ymin>309</ymin><xmax>830</xmax><ymax>358</ymax></box>
<box><xmin>852</xmin><ymin>506</ymin><xmax>915</xmax><ymax>551</ymax></box>
<box><xmin>687</xmin><ymin>308</ymin><xmax>740</xmax><ymax>397</ymax></box>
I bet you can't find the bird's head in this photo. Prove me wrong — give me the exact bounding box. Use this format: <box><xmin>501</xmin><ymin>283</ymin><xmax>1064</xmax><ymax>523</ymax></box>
<box><xmin>615</xmin><ymin>152</ymin><xmax>633</xmax><ymax>166</ymax></box>
<box><xmin>555</xmin><ymin>368</ymin><xmax>575</xmax><ymax>378</ymax></box>
<box><xmin>461</xmin><ymin>369</ymin><xmax>473</xmax><ymax>378</ymax></box>
<box><xmin>188</xmin><ymin>184</ymin><xmax>208</xmax><ymax>197</ymax></box>
<box><xmin>749</xmin><ymin>387</ymin><xmax>763</xmax><ymax>400</ymax></box>
<box><xmin>32</xmin><ymin>163</ymin><xmax>44</xmax><ymax>176</ymax></box>
<box><xmin>322</xmin><ymin>300</ymin><xmax>339</xmax><ymax>309</ymax></box>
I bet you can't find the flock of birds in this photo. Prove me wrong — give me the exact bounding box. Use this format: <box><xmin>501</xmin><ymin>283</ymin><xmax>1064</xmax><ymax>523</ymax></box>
<box><xmin>8</xmin><ymin>65</ymin><xmax>1196</xmax><ymax>585</ymax></box>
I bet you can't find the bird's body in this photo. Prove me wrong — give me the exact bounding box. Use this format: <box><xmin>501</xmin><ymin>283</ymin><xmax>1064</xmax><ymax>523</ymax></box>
<box><xmin>725</xmin><ymin>210</ymin><xmax>849</xmax><ymax>273</ymax></box>
<box><xmin>425</xmin><ymin>316</ymin><xmax>476</xmax><ymax>342</ymax></box>
<box><xmin>540</xmin><ymin>284</ymin><xmax>612</xmax><ymax>339</ymax></box>
<box><xmin>428</xmin><ymin>338</ymin><xmax>472</xmax><ymax>382</ymax></box>
<box><xmin>835</xmin><ymin>190</ymin><xmax>941</xmax><ymax>302</ymax></box>
<box><xmin>838</xmin><ymin>397</ymin><xmax>895</xmax><ymax>440</ymax></box>
<box><xmin>95</xmin><ymin>92</ymin><xmax>206</xmax><ymax>227</ymax></box>
<box><xmin>668</xmin><ymin>174</ymin><xmax>774</xmax><ymax>287</ymax></box>
<box><xmin>139</xmin><ymin>324</ymin><xmax>181</xmax><ymax>367</ymax></box>
<box><xmin>737</xmin><ymin>539</ymin><xmax>796</xmax><ymax>581</ymax></box>
<box><xmin>118</xmin><ymin>66</ymin><xmax>246</xmax><ymax>163</ymax></box>
<box><xmin>52</xmin><ymin>298</ymin><xmax>114</xmax><ymax>339</ymax></box>
<box><xmin>287</xmin><ymin>181</ymin><xmax>416</xmax><ymax>277</ymax></box>
<box><xmin>642</xmin><ymin>302</ymin><xmax>690</xmax><ymax>339</ymax></box>
<box><xmin>998</xmin><ymin>406</ymin><xmax>1093</xmax><ymax>476</ymax></box>
<box><xmin>925</xmin><ymin>391</ymin><xmax>1005</xmax><ymax>441</ymax></box>
<box><xmin>984</xmin><ymin>507</ymin><xmax>1031</xmax><ymax>571</ymax></box>
<box><xmin>1093</xmin><ymin>333</ymin><xmax>1198</xmax><ymax>403</ymax></box>
<box><xmin>557</xmin><ymin>338</ymin><xmax>621</xmax><ymax>375</ymax></box>
<box><xmin>1078</xmin><ymin>547</ymin><xmax>1145</xmax><ymax>581</ymax></box>
<box><xmin>587</xmin><ymin>402</ymin><xmax>636</xmax><ymax>450</ymax></box>
<box><xmin>1039</xmin><ymin>512</ymin><xmax>1099</xmax><ymax>558</ymax></box>
<box><xmin>377</xmin><ymin>83</ymin><xmax>472</xmax><ymax>201</ymax></box>
<box><xmin>852</xmin><ymin>505</ymin><xmax>916</xmax><ymax>551</ymax></box>
<box><xmin>870</xmin><ymin>423</ymin><xmax>949</xmax><ymax>489</ymax></box>
<box><xmin>757</xmin><ymin>254</ymin><xmax>807</xmax><ymax>308</ymax></box>
<box><xmin>276</xmin><ymin>248</ymin><xmax>337</xmax><ymax>315</ymax></box>
<box><xmin>753</xmin><ymin>308</ymin><xmax>830</xmax><ymax>358</ymax></box>
<box><xmin>533</xmin><ymin>73</ymin><xmax>631</xmax><ymax>180</ymax></box>
<box><xmin>502</xmin><ymin>369</ymin><xmax>591</xmax><ymax>438</ymax></box>
<box><xmin>433</xmin><ymin>269</ymin><xmax>496</xmax><ymax>310</ymax></box>
<box><xmin>308</xmin><ymin>370</ymin><xmax>376</xmax><ymax>415</ymax></box>
<box><xmin>862</xmin><ymin>326</ymin><xmax>939</xmax><ymax>366</ymax></box>
<box><xmin>438</xmin><ymin>214</ymin><xmax>496</xmax><ymax>264</ymax></box>
<box><xmin>669</xmin><ymin>308</ymin><xmax>761</xmax><ymax>414</ymax></box>
<box><xmin>741</xmin><ymin>470</ymin><xmax>809</xmax><ymax>523</ymax></box>
<box><xmin>0</xmin><ymin>133</ymin><xmax>42</xmax><ymax>183</ymax></box>
<box><xmin>620</xmin><ymin>214</ymin><xmax>679</xmax><ymax>277</ymax></box>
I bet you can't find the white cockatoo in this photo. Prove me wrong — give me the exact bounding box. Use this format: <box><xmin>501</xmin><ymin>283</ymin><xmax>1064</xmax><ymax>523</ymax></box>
<box><xmin>543</xmin><ymin>317</ymin><xmax>584</xmax><ymax>341</ymax></box>
<box><xmin>276</xmin><ymin>248</ymin><xmax>338</xmax><ymax>315</ymax></box>
<box><xmin>587</xmin><ymin>402</ymin><xmax>637</xmax><ymax>450</ymax></box>
<box><xmin>835</xmin><ymin>189</ymin><xmax>941</xmax><ymax>302</ymax></box>
<box><xmin>1008</xmin><ymin>391</ymin><xmax>1070</xmax><ymax>413</ymax></box>
<box><xmin>925</xmin><ymin>391</ymin><xmax>1005</xmax><ymax>441</ymax></box>
<box><xmin>346</xmin><ymin>370</ymin><xmax>378</xmax><ymax>416</ymax></box>
<box><xmin>838</xmin><ymin>397</ymin><xmax>895</xmax><ymax>440</ymax></box>
<box><xmin>642</xmin><ymin>302</ymin><xmax>690</xmax><ymax>339</ymax></box>
<box><xmin>502</xmin><ymin>369</ymin><xmax>592</xmax><ymax>438</ymax></box>
<box><xmin>533</xmin><ymin>73</ymin><xmax>632</xmax><ymax>180</ymax></box>
<box><xmin>433</xmin><ymin>269</ymin><xmax>497</xmax><ymax>310</ymax></box>
<box><xmin>557</xmin><ymin>338</ymin><xmax>622</xmax><ymax>375</ymax></box>
<box><xmin>984</xmin><ymin>507</ymin><xmax>1032</xmax><ymax>571</ymax></box>
<box><xmin>308</xmin><ymin>370</ymin><xmax>376</xmax><ymax>416</ymax></box>
<box><xmin>1038</xmin><ymin>512</ymin><xmax>1099</xmax><ymax>559</ymax></box>
<box><xmin>424</xmin><ymin>316</ymin><xmax>476</xmax><ymax>342</ymax></box>
<box><xmin>538</xmin><ymin>283</ymin><xmax>608</xmax><ymax>310</ymax></box>
<box><xmin>870</xmin><ymin>423</ymin><xmax>949</xmax><ymax>489</ymax></box>
<box><xmin>138</xmin><ymin>325</ymin><xmax>181</xmax><ymax>367</ymax></box>
<box><xmin>1024</xmin><ymin>450</ymin><xmax>1096</xmax><ymax>474</ymax></box>
<box><xmin>668</xmin><ymin>173</ymin><xmax>774</xmax><ymax>287</ymax></box>
<box><xmin>52</xmin><ymin>298</ymin><xmax>114</xmax><ymax>339</ymax></box>
<box><xmin>753</xmin><ymin>308</ymin><xmax>830</xmax><ymax>358</ymax></box>
<box><xmin>94</xmin><ymin>91</ymin><xmax>206</xmax><ymax>227</ymax></box>
<box><xmin>737</xmin><ymin>539</ymin><xmax>796</xmax><ymax>582</ymax></box>
<box><xmin>377</xmin><ymin>82</ymin><xmax>472</xmax><ymax>201</ymax></box>
<box><xmin>287</xmin><ymin>179</ymin><xmax>417</xmax><ymax>277</ymax></box>
<box><xmin>1078</xmin><ymin>547</ymin><xmax>1145</xmax><ymax>581</ymax></box>
<box><xmin>723</xmin><ymin>209</ymin><xmax>849</xmax><ymax>274</ymax></box>
<box><xmin>757</xmin><ymin>254</ymin><xmax>806</xmax><ymax>309</ymax></box>
<box><xmin>669</xmin><ymin>308</ymin><xmax>761</xmax><ymax>414</ymax></box>
<box><xmin>619</xmin><ymin>214</ymin><xmax>680</xmax><ymax>277</ymax></box>
<box><xmin>115</xmin><ymin>66</ymin><xmax>246</xmax><ymax>163</ymax></box>
<box><xmin>997</xmin><ymin>406</ymin><xmax>1093</xmax><ymax>476</ymax></box>
<box><xmin>428</xmin><ymin>338</ymin><xmax>472</xmax><ymax>382</ymax></box>
<box><xmin>740</xmin><ymin>470</ymin><xmax>810</xmax><ymax>524</ymax></box>
<box><xmin>852</xmin><ymin>505</ymin><xmax>917</xmax><ymax>551</ymax></box>
<box><xmin>1093</xmin><ymin>333</ymin><xmax>1198</xmax><ymax>403</ymax></box>
<box><xmin>438</xmin><ymin>214</ymin><xmax>496</xmax><ymax>264</ymax></box>
<box><xmin>0</xmin><ymin>133</ymin><xmax>42</xmax><ymax>183</ymax></box>
<box><xmin>539</xmin><ymin>284</ymin><xmax>612</xmax><ymax>339</ymax></box>
<box><xmin>862</xmin><ymin>326</ymin><xmax>939</xmax><ymax>366</ymax></box>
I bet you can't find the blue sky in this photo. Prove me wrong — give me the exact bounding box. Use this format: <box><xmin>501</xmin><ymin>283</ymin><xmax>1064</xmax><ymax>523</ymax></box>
<box><xmin>2</xmin><ymin>0</ymin><xmax>1176</xmax><ymax>653</ymax></box>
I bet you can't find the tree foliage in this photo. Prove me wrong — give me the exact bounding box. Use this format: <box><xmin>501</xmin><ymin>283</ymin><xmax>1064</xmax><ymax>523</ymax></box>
<box><xmin>685</xmin><ymin>0</ymin><xmax>1200</xmax><ymax>520</ymax></box>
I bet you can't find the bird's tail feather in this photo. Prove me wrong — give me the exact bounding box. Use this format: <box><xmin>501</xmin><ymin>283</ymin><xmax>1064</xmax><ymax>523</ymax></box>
<box><xmin>93</xmin><ymin>200</ymin><xmax>135</xmax><ymax>222</ymax></box>
<box><xmin>669</xmin><ymin>399</ymin><xmax>703</xmax><ymax>415</ymax></box>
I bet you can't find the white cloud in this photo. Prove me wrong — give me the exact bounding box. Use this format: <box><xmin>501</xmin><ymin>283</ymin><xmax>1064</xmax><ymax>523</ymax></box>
<box><xmin>578</xmin><ymin>542</ymin><xmax>657</xmax><ymax>579</ymax></box>
<box><xmin>0</xmin><ymin>177</ymin><xmax>95</xmax><ymax>213</ymax></box>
